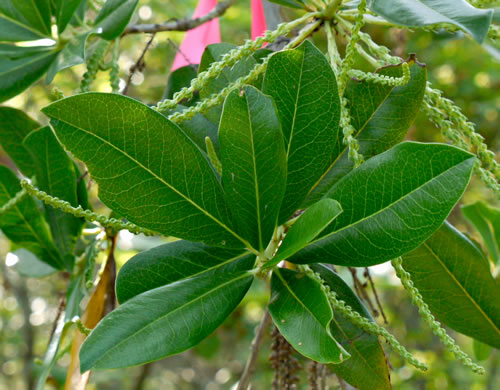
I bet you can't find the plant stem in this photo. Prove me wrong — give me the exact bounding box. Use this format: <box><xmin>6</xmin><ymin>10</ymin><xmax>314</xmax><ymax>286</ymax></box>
<box><xmin>237</xmin><ymin>309</ymin><xmax>272</xmax><ymax>390</ymax></box>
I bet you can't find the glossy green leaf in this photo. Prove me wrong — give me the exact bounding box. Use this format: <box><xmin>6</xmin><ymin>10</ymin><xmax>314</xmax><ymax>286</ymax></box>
<box><xmin>94</xmin><ymin>0</ymin><xmax>139</xmax><ymax>40</ymax></box>
<box><xmin>42</xmin><ymin>93</ymin><xmax>244</xmax><ymax>248</ymax></box>
<box><xmin>263</xmin><ymin>199</ymin><xmax>342</xmax><ymax>269</ymax></box>
<box><xmin>263</xmin><ymin>40</ymin><xmax>341</xmax><ymax>223</ymax></box>
<box><xmin>368</xmin><ymin>0</ymin><xmax>493</xmax><ymax>43</ymax></box>
<box><xmin>311</xmin><ymin>264</ymin><xmax>391</xmax><ymax>390</ymax></box>
<box><xmin>116</xmin><ymin>240</ymin><xmax>254</xmax><ymax>303</ymax></box>
<box><xmin>24</xmin><ymin>126</ymin><xmax>83</xmax><ymax>262</ymax></box>
<box><xmin>219</xmin><ymin>86</ymin><xmax>287</xmax><ymax>250</ymax></box>
<box><xmin>0</xmin><ymin>0</ymin><xmax>52</xmax><ymax>41</ymax></box>
<box><xmin>46</xmin><ymin>32</ymin><xmax>90</xmax><ymax>83</ymax></box>
<box><xmin>290</xmin><ymin>142</ymin><xmax>475</xmax><ymax>267</ymax></box>
<box><xmin>0</xmin><ymin>45</ymin><xmax>59</xmax><ymax>103</ymax></box>
<box><xmin>199</xmin><ymin>43</ymin><xmax>259</xmax><ymax>123</ymax></box>
<box><xmin>462</xmin><ymin>201</ymin><xmax>500</xmax><ymax>263</ymax></box>
<box><xmin>0</xmin><ymin>106</ymin><xmax>40</xmax><ymax>176</ymax></box>
<box><xmin>80</xmin><ymin>270</ymin><xmax>253</xmax><ymax>370</ymax></box>
<box><xmin>269</xmin><ymin>268</ymin><xmax>349</xmax><ymax>364</ymax></box>
<box><xmin>55</xmin><ymin>0</ymin><xmax>83</xmax><ymax>33</ymax></box>
<box><xmin>402</xmin><ymin>222</ymin><xmax>500</xmax><ymax>349</ymax></box>
<box><xmin>0</xmin><ymin>165</ymin><xmax>63</xmax><ymax>269</ymax></box>
<box><xmin>307</xmin><ymin>58</ymin><xmax>427</xmax><ymax>204</ymax></box>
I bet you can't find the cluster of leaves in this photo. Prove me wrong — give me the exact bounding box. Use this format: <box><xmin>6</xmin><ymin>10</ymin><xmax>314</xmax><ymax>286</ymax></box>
<box><xmin>1</xmin><ymin>0</ymin><xmax>500</xmax><ymax>389</ymax></box>
<box><xmin>0</xmin><ymin>0</ymin><xmax>138</xmax><ymax>102</ymax></box>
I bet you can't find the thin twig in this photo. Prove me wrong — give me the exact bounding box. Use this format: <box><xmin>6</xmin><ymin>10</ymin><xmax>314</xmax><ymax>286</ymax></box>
<box><xmin>364</xmin><ymin>267</ymin><xmax>388</xmax><ymax>324</ymax></box>
<box><xmin>123</xmin><ymin>33</ymin><xmax>156</xmax><ymax>95</ymax></box>
<box><xmin>122</xmin><ymin>0</ymin><xmax>237</xmax><ymax>35</ymax></box>
<box><xmin>349</xmin><ymin>267</ymin><xmax>379</xmax><ymax>317</ymax></box>
<box><xmin>237</xmin><ymin>309</ymin><xmax>272</xmax><ymax>390</ymax></box>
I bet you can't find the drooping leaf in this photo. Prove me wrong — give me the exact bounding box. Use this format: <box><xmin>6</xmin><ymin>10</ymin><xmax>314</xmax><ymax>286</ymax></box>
<box><xmin>64</xmin><ymin>257</ymin><xmax>114</xmax><ymax>389</ymax></box>
<box><xmin>55</xmin><ymin>0</ymin><xmax>83</xmax><ymax>34</ymax></box>
<box><xmin>0</xmin><ymin>106</ymin><xmax>40</xmax><ymax>176</ymax></box>
<box><xmin>0</xmin><ymin>45</ymin><xmax>59</xmax><ymax>103</ymax></box>
<box><xmin>367</xmin><ymin>0</ymin><xmax>494</xmax><ymax>43</ymax></box>
<box><xmin>0</xmin><ymin>0</ymin><xmax>52</xmax><ymax>41</ymax></box>
<box><xmin>116</xmin><ymin>240</ymin><xmax>254</xmax><ymax>303</ymax></box>
<box><xmin>306</xmin><ymin>57</ymin><xmax>427</xmax><ymax>204</ymax></box>
<box><xmin>164</xmin><ymin>65</ymin><xmax>199</xmax><ymax>106</ymax></box>
<box><xmin>290</xmin><ymin>142</ymin><xmax>475</xmax><ymax>267</ymax></box>
<box><xmin>263</xmin><ymin>40</ymin><xmax>341</xmax><ymax>223</ymax></box>
<box><xmin>311</xmin><ymin>264</ymin><xmax>391</xmax><ymax>390</ymax></box>
<box><xmin>42</xmin><ymin>93</ymin><xmax>245</xmax><ymax>249</ymax></box>
<box><xmin>219</xmin><ymin>86</ymin><xmax>287</xmax><ymax>250</ymax></box>
<box><xmin>0</xmin><ymin>165</ymin><xmax>63</xmax><ymax>269</ymax></box>
<box><xmin>12</xmin><ymin>248</ymin><xmax>57</xmax><ymax>278</ymax></box>
<box><xmin>263</xmin><ymin>199</ymin><xmax>342</xmax><ymax>270</ymax></box>
<box><xmin>80</xmin><ymin>270</ymin><xmax>253</xmax><ymax>370</ymax></box>
<box><xmin>462</xmin><ymin>201</ymin><xmax>500</xmax><ymax>263</ymax></box>
<box><xmin>24</xmin><ymin>126</ymin><xmax>83</xmax><ymax>263</ymax></box>
<box><xmin>46</xmin><ymin>32</ymin><xmax>90</xmax><ymax>83</ymax></box>
<box><xmin>94</xmin><ymin>0</ymin><xmax>139</xmax><ymax>40</ymax></box>
<box><xmin>198</xmin><ymin>43</ymin><xmax>259</xmax><ymax>123</ymax></box>
<box><xmin>473</xmin><ymin>340</ymin><xmax>492</xmax><ymax>361</ymax></box>
<box><xmin>402</xmin><ymin>222</ymin><xmax>500</xmax><ymax>349</ymax></box>
<box><xmin>35</xmin><ymin>276</ymin><xmax>83</xmax><ymax>390</ymax></box>
<box><xmin>269</xmin><ymin>268</ymin><xmax>349</xmax><ymax>364</ymax></box>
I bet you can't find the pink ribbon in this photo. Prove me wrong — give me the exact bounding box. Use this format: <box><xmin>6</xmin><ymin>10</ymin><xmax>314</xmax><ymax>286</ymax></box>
<box><xmin>171</xmin><ymin>0</ymin><xmax>221</xmax><ymax>71</ymax></box>
<box><xmin>251</xmin><ymin>0</ymin><xmax>267</xmax><ymax>42</ymax></box>
<box><xmin>171</xmin><ymin>0</ymin><xmax>268</xmax><ymax>71</ymax></box>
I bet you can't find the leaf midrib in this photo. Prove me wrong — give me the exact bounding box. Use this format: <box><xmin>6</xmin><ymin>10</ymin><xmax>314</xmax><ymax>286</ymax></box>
<box><xmin>52</xmin><ymin>116</ymin><xmax>252</xmax><ymax>249</ymax></box>
<box><xmin>422</xmin><ymin>241</ymin><xmax>500</xmax><ymax>337</ymax></box>
<box><xmin>0</xmin><ymin>49</ymin><xmax>57</xmax><ymax>77</ymax></box>
<box><xmin>0</xmin><ymin>12</ymin><xmax>51</xmax><ymax>38</ymax></box>
<box><xmin>308</xmin><ymin>156</ymin><xmax>473</xmax><ymax>247</ymax></box>
<box><xmin>93</xmin><ymin>272</ymin><xmax>250</xmax><ymax>367</ymax></box>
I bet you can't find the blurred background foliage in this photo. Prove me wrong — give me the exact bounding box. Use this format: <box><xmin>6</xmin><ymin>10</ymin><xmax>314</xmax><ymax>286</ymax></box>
<box><xmin>0</xmin><ymin>0</ymin><xmax>499</xmax><ymax>389</ymax></box>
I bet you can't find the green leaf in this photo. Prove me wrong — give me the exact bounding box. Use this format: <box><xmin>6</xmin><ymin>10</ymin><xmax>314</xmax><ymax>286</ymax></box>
<box><xmin>167</xmin><ymin>104</ymin><xmax>219</xmax><ymax>154</ymax></box>
<box><xmin>0</xmin><ymin>45</ymin><xmax>59</xmax><ymax>103</ymax></box>
<box><xmin>42</xmin><ymin>93</ymin><xmax>245</xmax><ymax>249</ymax></box>
<box><xmin>0</xmin><ymin>106</ymin><xmax>40</xmax><ymax>176</ymax></box>
<box><xmin>368</xmin><ymin>0</ymin><xmax>494</xmax><ymax>43</ymax></box>
<box><xmin>94</xmin><ymin>0</ymin><xmax>139</xmax><ymax>40</ymax></box>
<box><xmin>263</xmin><ymin>40</ymin><xmax>341</xmax><ymax>223</ymax></box>
<box><xmin>164</xmin><ymin>65</ymin><xmax>199</xmax><ymax>106</ymax></box>
<box><xmin>311</xmin><ymin>264</ymin><xmax>391</xmax><ymax>390</ymax></box>
<box><xmin>46</xmin><ymin>32</ymin><xmax>90</xmax><ymax>83</ymax></box>
<box><xmin>199</xmin><ymin>43</ymin><xmax>259</xmax><ymax>123</ymax></box>
<box><xmin>462</xmin><ymin>201</ymin><xmax>500</xmax><ymax>263</ymax></box>
<box><xmin>219</xmin><ymin>86</ymin><xmax>287</xmax><ymax>251</ymax></box>
<box><xmin>55</xmin><ymin>0</ymin><xmax>83</xmax><ymax>33</ymax></box>
<box><xmin>0</xmin><ymin>0</ymin><xmax>52</xmax><ymax>41</ymax></box>
<box><xmin>268</xmin><ymin>0</ymin><xmax>305</xmax><ymax>8</ymax></box>
<box><xmin>263</xmin><ymin>199</ymin><xmax>342</xmax><ymax>270</ymax></box>
<box><xmin>473</xmin><ymin>340</ymin><xmax>492</xmax><ymax>361</ymax></box>
<box><xmin>80</xmin><ymin>270</ymin><xmax>253</xmax><ymax>370</ymax></box>
<box><xmin>269</xmin><ymin>268</ymin><xmax>349</xmax><ymax>364</ymax></box>
<box><xmin>290</xmin><ymin>142</ymin><xmax>475</xmax><ymax>267</ymax></box>
<box><xmin>24</xmin><ymin>126</ymin><xmax>83</xmax><ymax>262</ymax></box>
<box><xmin>0</xmin><ymin>165</ymin><xmax>63</xmax><ymax>269</ymax></box>
<box><xmin>12</xmin><ymin>248</ymin><xmax>57</xmax><ymax>278</ymax></box>
<box><xmin>306</xmin><ymin>58</ymin><xmax>427</xmax><ymax>204</ymax></box>
<box><xmin>116</xmin><ymin>240</ymin><xmax>254</xmax><ymax>303</ymax></box>
<box><xmin>402</xmin><ymin>222</ymin><xmax>500</xmax><ymax>349</ymax></box>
